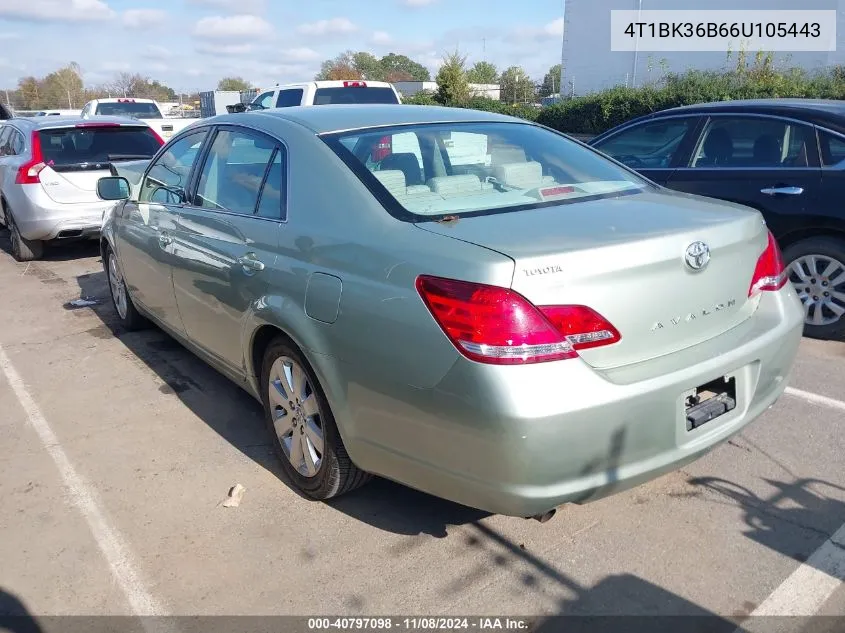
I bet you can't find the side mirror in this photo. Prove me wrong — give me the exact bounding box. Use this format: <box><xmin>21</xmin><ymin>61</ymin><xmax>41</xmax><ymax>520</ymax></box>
<box><xmin>226</xmin><ymin>103</ymin><xmax>247</xmax><ymax>114</ymax></box>
<box><xmin>97</xmin><ymin>176</ymin><xmax>130</xmax><ymax>201</ymax></box>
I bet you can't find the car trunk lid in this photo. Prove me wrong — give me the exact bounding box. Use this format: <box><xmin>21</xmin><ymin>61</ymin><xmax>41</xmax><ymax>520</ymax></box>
<box><xmin>415</xmin><ymin>190</ymin><xmax>767</xmax><ymax>369</ymax></box>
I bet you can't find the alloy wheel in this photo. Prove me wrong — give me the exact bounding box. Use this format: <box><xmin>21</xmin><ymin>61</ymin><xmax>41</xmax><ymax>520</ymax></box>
<box><xmin>108</xmin><ymin>253</ymin><xmax>128</xmax><ymax>320</ymax></box>
<box><xmin>788</xmin><ymin>254</ymin><xmax>845</xmax><ymax>326</ymax></box>
<box><xmin>267</xmin><ymin>356</ymin><xmax>324</xmax><ymax>477</ymax></box>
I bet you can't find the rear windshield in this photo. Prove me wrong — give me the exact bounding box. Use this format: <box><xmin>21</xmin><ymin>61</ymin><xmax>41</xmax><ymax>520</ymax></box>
<box><xmin>94</xmin><ymin>102</ymin><xmax>162</xmax><ymax>118</ymax></box>
<box><xmin>322</xmin><ymin>121</ymin><xmax>649</xmax><ymax>221</ymax></box>
<box><xmin>38</xmin><ymin>126</ymin><xmax>162</xmax><ymax>166</ymax></box>
<box><xmin>313</xmin><ymin>87</ymin><xmax>399</xmax><ymax>105</ymax></box>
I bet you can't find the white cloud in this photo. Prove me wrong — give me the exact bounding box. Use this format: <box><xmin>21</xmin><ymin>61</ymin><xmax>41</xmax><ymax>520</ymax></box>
<box><xmin>142</xmin><ymin>45</ymin><xmax>171</xmax><ymax>60</ymax></box>
<box><xmin>371</xmin><ymin>31</ymin><xmax>392</xmax><ymax>45</ymax></box>
<box><xmin>122</xmin><ymin>9</ymin><xmax>167</xmax><ymax>29</ymax></box>
<box><xmin>0</xmin><ymin>32</ymin><xmax>21</xmax><ymax>40</ymax></box>
<box><xmin>402</xmin><ymin>0</ymin><xmax>438</xmax><ymax>5</ymax></box>
<box><xmin>296</xmin><ymin>17</ymin><xmax>357</xmax><ymax>36</ymax></box>
<box><xmin>0</xmin><ymin>0</ymin><xmax>115</xmax><ymax>22</ymax></box>
<box><xmin>100</xmin><ymin>61</ymin><xmax>131</xmax><ymax>72</ymax></box>
<box><xmin>543</xmin><ymin>17</ymin><xmax>564</xmax><ymax>38</ymax></box>
<box><xmin>196</xmin><ymin>42</ymin><xmax>256</xmax><ymax>56</ymax></box>
<box><xmin>279</xmin><ymin>47</ymin><xmax>321</xmax><ymax>63</ymax></box>
<box><xmin>193</xmin><ymin>14</ymin><xmax>273</xmax><ymax>39</ymax></box>
<box><xmin>186</xmin><ymin>0</ymin><xmax>266</xmax><ymax>11</ymax></box>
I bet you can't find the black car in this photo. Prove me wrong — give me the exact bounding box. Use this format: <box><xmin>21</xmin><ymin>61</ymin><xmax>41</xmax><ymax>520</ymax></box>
<box><xmin>589</xmin><ymin>98</ymin><xmax>845</xmax><ymax>340</ymax></box>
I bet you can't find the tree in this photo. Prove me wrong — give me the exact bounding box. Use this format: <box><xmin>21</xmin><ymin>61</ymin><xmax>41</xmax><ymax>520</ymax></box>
<box><xmin>316</xmin><ymin>51</ymin><xmax>361</xmax><ymax>80</ymax></box>
<box><xmin>17</xmin><ymin>76</ymin><xmax>42</xmax><ymax>109</ymax></box>
<box><xmin>500</xmin><ymin>65</ymin><xmax>535</xmax><ymax>103</ymax></box>
<box><xmin>352</xmin><ymin>52</ymin><xmax>385</xmax><ymax>80</ymax></box>
<box><xmin>42</xmin><ymin>63</ymin><xmax>84</xmax><ymax>109</ymax></box>
<box><xmin>466</xmin><ymin>61</ymin><xmax>498</xmax><ymax>85</ymax></box>
<box><xmin>435</xmin><ymin>51</ymin><xmax>470</xmax><ymax>104</ymax></box>
<box><xmin>218</xmin><ymin>76</ymin><xmax>251</xmax><ymax>92</ymax></box>
<box><xmin>380</xmin><ymin>53</ymin><xmax>430</xmax><ymax>81</ymax></box>
<box><xmin>539</xmin><ymin>64</ymin><xmax>562</xmax><ymax>98</ymax></box>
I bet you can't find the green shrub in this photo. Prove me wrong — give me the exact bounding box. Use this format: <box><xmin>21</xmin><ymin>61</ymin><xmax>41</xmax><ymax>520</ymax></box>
<box><xmin>407</xmin><ymin>64</ymin><xmax>845</xmax><ymax>136</ymax></box>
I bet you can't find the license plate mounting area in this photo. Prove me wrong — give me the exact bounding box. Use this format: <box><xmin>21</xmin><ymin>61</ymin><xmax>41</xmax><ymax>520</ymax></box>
<box><xmin>684</xmin><ymin>375</ymin><xmax>737</xmax><ymax>431</ymax></box>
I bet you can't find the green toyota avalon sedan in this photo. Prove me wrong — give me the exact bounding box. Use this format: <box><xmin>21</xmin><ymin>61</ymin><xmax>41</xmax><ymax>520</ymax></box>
<box><xmin>95</xmin><ymin>104</ymin><xmax>804</xmax><ymax>520</ymax></box>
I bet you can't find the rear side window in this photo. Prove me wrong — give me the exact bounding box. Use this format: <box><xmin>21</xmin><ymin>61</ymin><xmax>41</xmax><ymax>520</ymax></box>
<box><xmin>818</xmin><ymin>130</ymin><xmax>845</xmax><ymax>167</ymax></box>
<box><xmin>313</xmin><ymin>86</ymin><xmax>399</xmax><ymax>105</ymax></box>
<box><xmin>593</xmin><ymin>118</ymin><xmax>695</xmax><ymax>169</ymax></box>
<box><xmin>276</xmin><ymin>90</ymin><xmax>303</xmax><ymax>107</ymax></box>
<box><xmin>38</xmin><ymin>126</ymin><xmax>162</xmax><ymax>166</ymax></box>
<box><xmin>689</xmin><ymin>117</ymin><xmax>815</xmax><ymax>168</ymax></box>
<box><xmin>94</xmin><ymin>101</ymin><xmax>162</xmax><ymax>118</ymax></box>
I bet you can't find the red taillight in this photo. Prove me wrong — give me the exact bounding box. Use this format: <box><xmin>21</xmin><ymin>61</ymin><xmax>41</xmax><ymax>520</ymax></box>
<box><xmin>117</xmin><ymin>98</ymin><xmax>136</xmax><ymax>103</ymax></box>
<box><xmin>343</xmin><ymin>81</ymin><xmax>366</xmax><ymax>87</ymax></box>
<box><xmin>15</xmin><ymin>131</ymin><xmax>46</xmax><ymax>185</ymax></box>
<box><xmin>372</xmin><ymin>135</ymin><xmax>392</xmax><ymax>162</ymax></box>
<box><xmin>415</xmin><ymin>275</ymin><xmax>621</xmax><ymax>365</ymax></box>
<box><xmin>748</xmin><ymin>230</ymin><xmax>787</xmax><ymax>297</ymax></box>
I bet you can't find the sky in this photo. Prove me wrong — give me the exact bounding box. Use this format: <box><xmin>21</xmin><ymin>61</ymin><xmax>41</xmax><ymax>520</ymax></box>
<box><xmin>0</xmin><ymin>0</ymin><xmax>565</xmax><ymax>93</ymax></box>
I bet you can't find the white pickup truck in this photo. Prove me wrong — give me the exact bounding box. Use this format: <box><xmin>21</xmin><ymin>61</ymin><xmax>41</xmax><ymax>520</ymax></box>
<box><xmin>231</xmin><ymin>80</ymin><xmax>402</xmax><ymax>113</ymax></box>
<box><xmin>79</xmin><ymin>98</ymin><xmax>194</xmax><ymax>141</ymax></box>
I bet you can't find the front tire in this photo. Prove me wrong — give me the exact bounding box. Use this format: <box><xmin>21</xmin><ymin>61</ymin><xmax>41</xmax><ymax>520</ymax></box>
<box><xmin>783</xmin><ymin>236</ymin><xmax>845</xmax><ymax>340</ymax></box>
<box><xmin>104</xmin><ymin>246</ymin><xmax>148</xmax><ymax>331</ymax></box>
<box><xmin>7</xmin><ymin>212</ymin><xmax>43</xmax><ymax>262</ymax></box>
<box><xmin>260</xmin><ymin>336</ymin><xmax>371</xmax><ymax>500</ymax></box>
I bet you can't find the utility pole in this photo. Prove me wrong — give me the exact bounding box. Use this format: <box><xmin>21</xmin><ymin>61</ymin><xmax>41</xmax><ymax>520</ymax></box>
<box><xmin>559</xmin><ymin>0</ymin><xmax>566</xmax><ymax>98</ymax></box>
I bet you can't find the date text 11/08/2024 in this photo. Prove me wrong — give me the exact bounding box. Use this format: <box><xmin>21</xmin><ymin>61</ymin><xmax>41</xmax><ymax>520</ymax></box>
<box><xmin>307</xmin><ymin>617</ymin><xmax>530</xmax><ymax>631</ymax></box>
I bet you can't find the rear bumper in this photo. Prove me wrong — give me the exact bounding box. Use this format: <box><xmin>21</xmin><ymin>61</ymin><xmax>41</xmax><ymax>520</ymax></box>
<box><xmin>337</xmin><ymin>287</ymin><xmax>805</xmax><ymax>517</ymax></box>
<box><xmin>5</xmin><ymin>185</ymin><xmax>112</xmax><ymax>241</ymax></box>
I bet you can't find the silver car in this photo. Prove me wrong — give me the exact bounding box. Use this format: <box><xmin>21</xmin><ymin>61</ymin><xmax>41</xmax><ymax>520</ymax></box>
<box><xmin>95</xmin><ymin>105</ymin><xmax>805</xmax><ymax>519</ymax></box>
<box><xmin>0</xmin><ymin>116</ymin><xmax>164</xmax><ymax>261</ymax></box>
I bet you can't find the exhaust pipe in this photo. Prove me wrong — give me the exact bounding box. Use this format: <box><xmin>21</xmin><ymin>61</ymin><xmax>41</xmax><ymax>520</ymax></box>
<box><xmin>528</xmin><ymin>508</ymin><xmax>556</xmax><ymax>523</ymax></box>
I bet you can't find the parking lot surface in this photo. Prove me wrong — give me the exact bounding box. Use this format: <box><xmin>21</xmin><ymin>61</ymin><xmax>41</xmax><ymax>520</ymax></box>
<box><xmin>0</xmin><ymin>234</ymin><xmax>844</xmax><ymax>628</ymax></box>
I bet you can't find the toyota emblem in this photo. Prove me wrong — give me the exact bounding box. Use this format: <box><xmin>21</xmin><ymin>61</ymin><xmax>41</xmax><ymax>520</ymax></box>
<box><xmin>685</xmin><ymin>241</ymin><xmax>710</xmax><ymax>271</ymax></box>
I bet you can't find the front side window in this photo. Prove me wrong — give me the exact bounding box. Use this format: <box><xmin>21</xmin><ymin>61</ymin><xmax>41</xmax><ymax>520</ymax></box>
<box><xmin>690</xmin><ymin>116</ymin><xmax>815</xmax><ymax>168</ymax></box>
<box><xmin>194</xmin><ymin>128</ymin><xmax>281</xmax><ymax>216</ymax></box>
<box><xmin>252</xmin><ymin>91</ymin><xmax>275</xmax><ymax>110</ymax></box>
<box><xmin>593</xmin><ymin>118</ymin><xmax>695</xmax><ymax>169</ymax></box>
<box><xmin>140</xmin><ymin>130</ymin><xmax>208</xmax><ymax>204</ymax></box>
<box><xmin>323</xmin><ymin>121</ymin><xmax>648</xmax><ymax>220</ymax></box>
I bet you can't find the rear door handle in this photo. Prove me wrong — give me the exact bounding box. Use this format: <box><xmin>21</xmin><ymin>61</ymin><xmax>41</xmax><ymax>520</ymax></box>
<box><xmin>237</xmin><ymin>253</ymin><xmax>265</xmax><ymax>272</ymax></box>
<box><xmin>761</xmin><ymin>186</ymin><xmax>804</xmax><ymax>196</ymax></box>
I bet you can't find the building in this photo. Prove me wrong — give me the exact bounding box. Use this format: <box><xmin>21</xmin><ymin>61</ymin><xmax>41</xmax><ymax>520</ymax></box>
<box><xmin>561</xmin><ymin>0</ymin><xmax>845</xmax><ymax>95</ymax></box>
<box><xmin>393</xmin><ymin>81</ymin><xmax>501</xmax><ymax>100</ymax></box>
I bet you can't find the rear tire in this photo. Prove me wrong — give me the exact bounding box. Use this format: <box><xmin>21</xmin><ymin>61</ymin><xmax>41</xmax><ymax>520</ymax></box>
<box><xmin>104</xmin><ymin>246</ymin><xmax>149</xmax><ymax>331</ymax></box>
<box><xmin>7</xmin><ymin>211</ymin><xmax>43</xmax><ymax>262</ymax></box>
<box><xmin>260</xmin><ymin>336</ymin><xmax>371</xmax><ymax>500</ymax></box>
<box><xmin>783</xmin><ymin>236</ymin><xmax>845</xmax><ymax>341</ymax></box>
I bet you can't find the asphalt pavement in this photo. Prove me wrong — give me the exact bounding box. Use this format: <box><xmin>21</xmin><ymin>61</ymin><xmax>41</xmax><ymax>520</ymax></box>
<box><xmin>0</xmin><ymin>234</ymin><xmax>843</xmax><ymax>632</ymax></box>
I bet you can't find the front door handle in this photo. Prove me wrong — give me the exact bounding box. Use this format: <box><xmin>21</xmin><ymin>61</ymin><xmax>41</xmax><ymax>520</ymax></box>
<box><xmin>761</xmin><ymin>186</ymin><xmax>804</xmax><ymax>196</ymax></box>
<box><xmin>158</xmin><ymin>233</ymin><xmax>172</xmax><ymax>247</ymax></box>
<box><xmin>237</xmin><ymin>253</ymin><xmax>265</xmax><ymax>273</ymax></box>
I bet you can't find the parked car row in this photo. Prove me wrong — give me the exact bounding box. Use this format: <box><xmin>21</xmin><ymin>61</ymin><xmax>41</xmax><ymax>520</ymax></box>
<box><xmin>0</xmin><ymin>115</ymin><xmax>164</xmax><ymax>260</ymax></box>
<box><xmin>87</xmin><ymin>103</ymin><xmax>804</xmax><ymax>520</ymax></box>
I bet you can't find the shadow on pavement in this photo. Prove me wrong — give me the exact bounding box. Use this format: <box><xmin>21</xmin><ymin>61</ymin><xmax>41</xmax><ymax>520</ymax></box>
<box><xmin>73</xmin><ymin>268</ymin><xmax>485</xmax><ymax>538</ymax></box>
<box><xmin>0</xmin><ymin>229</ymin><xmax>100</xmax><ymax>263</ymax></box>
<box><xmin>0</xmin><ymin>588</ymin><xmax>44</xmax><ymax>633</ymax></box>
<box><xmin>689</xmin><ymin>475</ymin><xmax>845</xmax><ymax>574</ymax></box>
